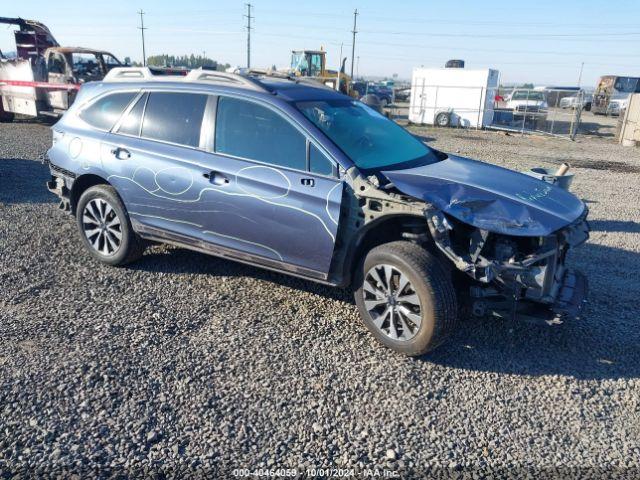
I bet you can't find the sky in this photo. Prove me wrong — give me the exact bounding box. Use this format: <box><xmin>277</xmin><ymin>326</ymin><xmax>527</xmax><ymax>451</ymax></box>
<box><xmin>2</xmin><ymin>0</ymin><xmax>639</xmax><ymax>87</ymax></box>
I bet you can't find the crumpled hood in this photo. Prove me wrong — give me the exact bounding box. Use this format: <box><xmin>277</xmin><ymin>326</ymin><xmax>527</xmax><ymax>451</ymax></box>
<box><xmin>381</xmin><ymin>154</ymin><xmax>586</xmax><ymax>236</ymax></box>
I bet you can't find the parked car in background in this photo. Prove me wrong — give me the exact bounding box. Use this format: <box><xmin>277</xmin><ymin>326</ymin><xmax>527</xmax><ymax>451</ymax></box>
<box><xmin>606</xmin><ymin>93</ymin><xmax>629</xmax><ymax>116</ymax></box>
<box><xmin>350</xmin><ymin>81</ymin><xmax>368</xmax><ymax>98</ymax></box>
<box><xmin>45</xmin><ymin>67</ymin><xmax>589</xmax><ymax>356</ymax></box>
<box><xmin>368</xmin><ymin>85</ymin><xmax>394</xmax><ymax>106</ymax></box>
<box><xmin>559</xmin><ymin>91</ymin><xmax>592</xmax><ymax>110</ymax></box>
<box><xmin>394</xmin><ymin>87</ymin><xmax>411</xmax><ymax>102</ymax></box>
<box><xmin>505</xmin><ymin>89</ymin><xmax>548</xmax><ymax>127</ymax></box>
<box><xmin>349</xmin><ymin>82</ymin><xmax>394</xmax><ymax>107</ymax></box>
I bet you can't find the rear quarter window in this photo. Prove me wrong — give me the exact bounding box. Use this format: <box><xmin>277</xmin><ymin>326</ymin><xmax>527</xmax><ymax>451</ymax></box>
<box><xmin>117</xmin><ymin>93</ymin><xmax>147</xmax><ymax>136</ymax></box>
<box><xmin>79</xmin><ymin>92</ymin><xmax>137</xmax><ymax>131</ymax></box>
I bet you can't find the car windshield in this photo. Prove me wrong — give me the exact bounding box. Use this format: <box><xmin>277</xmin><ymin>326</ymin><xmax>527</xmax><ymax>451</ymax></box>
<box><xmin>614</xmin><ymin>77</ymin><xmax>639</xmax><ymax>93</ymax></box>
<box><xmin>512</xmin><ymin>91</ymin><xmax>545</xmax><ymax>101</ymax></box>
<box><xmin>296</xmin><ymin>99</ymin><xmax>440</xmax><ymax>171</ymax></box>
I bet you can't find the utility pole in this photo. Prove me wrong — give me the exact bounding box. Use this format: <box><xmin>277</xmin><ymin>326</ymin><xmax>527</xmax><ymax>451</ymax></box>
<box><xmin>244</xmin><ymin>3</ymin><xmax>253</xmax><ymax>69</ymax></box>
<box><xmin>350</xmin><ymin>9</ymin><xmax>358</xmax><ymax>79</ymax></box>
<box><xmin>577</xmin><ymin>61</ymin><xmax>584</xmax><ymax>87</ymax></box>
<box><xmin>337</xmin><ymin>43</ymin><xmax>344</xmax><ymax>91</ymax></box>
<box><xmin>137</xmin><ymin>10</ymin><xmax>147</xmax><ymax>66</ymax></box>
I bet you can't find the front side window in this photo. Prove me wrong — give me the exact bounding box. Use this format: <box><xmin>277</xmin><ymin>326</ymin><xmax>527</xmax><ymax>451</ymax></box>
<box><xmin>296</xmin><ymin>99</ymin><xmax>439</xmax><ymax>172</ymax></box>
<box><xmin>79</xmin><ymin>92</ymin><xmax>136</xmax><ymax>131</ymax></box>
<box><xmin>215</xmin><ymin>96</ymin><xmax>306</xmax><ymax>171</ymax></box>
<box><xmin>141</xmin><ymin>92</ymin><xmax>207</xmax><ymax>147</ymax></box>
<box><xmin>309</xmin><ymin>143</ymin><xmax>334</xmax><ymax>176</ymax></box>
<box><xmin>47</xmin><ymin>54</ymin><xmax>65</xmax><ymax>74</ymax></box>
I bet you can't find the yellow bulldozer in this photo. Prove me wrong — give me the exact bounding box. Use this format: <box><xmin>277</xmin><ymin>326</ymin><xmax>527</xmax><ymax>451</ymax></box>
<box><xmin>289</xmin><ymin>48</ymin><xmax>353</xmax><ymax>96</ymax></box>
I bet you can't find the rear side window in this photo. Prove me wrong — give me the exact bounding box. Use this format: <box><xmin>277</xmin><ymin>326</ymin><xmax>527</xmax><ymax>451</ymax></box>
<box><xmin>117</xmin><ymin>93</ymin><xmax>147</xmax><ymax>136</ymax></box>
<box><xmin>141</xmin><ymin>92</ymin><xmax>207</xmax><ymax>147</ymax></box>
<box><xmin>215</xmin><ymin>96</ymin><xmax>306</xmax><ymax>171</ymax></box>
<box><xmin>79</xmin><ymin>92</ymin><xmax>136</xmax><ymax>130</ymax></box>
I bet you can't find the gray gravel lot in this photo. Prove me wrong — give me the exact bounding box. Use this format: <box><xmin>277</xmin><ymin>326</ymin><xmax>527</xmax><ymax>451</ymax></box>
<box><xmin>1</xmin><ymin>119</ymin><xmax>639</xmax><ymax>478</ymax></box>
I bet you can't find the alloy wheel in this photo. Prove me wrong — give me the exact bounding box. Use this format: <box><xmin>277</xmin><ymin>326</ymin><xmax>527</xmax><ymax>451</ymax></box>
<box><xmin>82</xmin><ymin>198</ymin><xmax>122</xmax><ymax>256</ymax></box>
<box><xmin>362</xmin><ymin>264</ymin><xmax>422</xmax><ymax>341</ymax></box>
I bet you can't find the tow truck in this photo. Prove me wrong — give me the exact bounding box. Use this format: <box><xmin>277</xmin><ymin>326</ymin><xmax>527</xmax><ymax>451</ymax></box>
<box><xmin>0</xmin><ymin>17</ymin><xmax>122</xmax><ymax>122</ymax></box>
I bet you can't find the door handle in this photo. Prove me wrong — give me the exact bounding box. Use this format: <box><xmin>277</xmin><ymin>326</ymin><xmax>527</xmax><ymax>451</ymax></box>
<box><xmin>300</xmin><ymin>178</ymin><xmax>315</xmax><ymax>187</ymax></box>
<box><xmin>110</xmin><ymin>147</ymin><xmax>130</xmax><ymax>160</ymax></box>
<box><xmin>203</xmin><ymin>171</ymin><xmax>229</xmax><ymax>186</ymax></box>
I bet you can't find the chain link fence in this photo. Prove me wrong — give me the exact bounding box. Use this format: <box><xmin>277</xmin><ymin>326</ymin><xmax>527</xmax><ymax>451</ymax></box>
<box><xmin>401</xmin><ymin>85</ymin><xmax>588</xmax><ymax>140</ymax></box>
<box><xmin>491</xmin><ymin>88</ymin><xmax>586</xmax><ymax>139</ymax></box>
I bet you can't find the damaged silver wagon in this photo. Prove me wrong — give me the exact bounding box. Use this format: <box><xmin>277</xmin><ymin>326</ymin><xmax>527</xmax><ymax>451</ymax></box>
<box><xmin>46</xmin><ymin>67</ymin><xmax>589</xmax><ymax>356</ymax></box>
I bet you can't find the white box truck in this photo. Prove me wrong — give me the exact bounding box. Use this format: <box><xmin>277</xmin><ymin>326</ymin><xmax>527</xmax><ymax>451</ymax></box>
<box><xmin>408</xmin><ymin>67</ymin><xmax>499</xmax><ymax>128</ymax></box>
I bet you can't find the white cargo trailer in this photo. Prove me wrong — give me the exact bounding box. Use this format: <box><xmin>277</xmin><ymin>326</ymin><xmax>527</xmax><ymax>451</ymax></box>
<box><xmin>409</xmin><ymin>67</ymin><xmax>499</xmax><ymax>128</ymax></box>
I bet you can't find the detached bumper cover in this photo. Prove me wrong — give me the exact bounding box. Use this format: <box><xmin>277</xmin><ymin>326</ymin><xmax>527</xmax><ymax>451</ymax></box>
<box><xmin>46</xmin><ymin>161</ymin><xmax>74</xmax><ymax>212</ymax></box>
<box><xmin>552</xmin><ymin>269</ymin><xmax>588</xmax><ymax>319</ymax></box>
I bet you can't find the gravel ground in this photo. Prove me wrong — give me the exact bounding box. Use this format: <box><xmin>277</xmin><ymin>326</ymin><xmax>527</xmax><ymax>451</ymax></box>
<box><xmin>1</xmin><ymin>119</ymin><xmax>639</xmax><ymax>478</ymax></box>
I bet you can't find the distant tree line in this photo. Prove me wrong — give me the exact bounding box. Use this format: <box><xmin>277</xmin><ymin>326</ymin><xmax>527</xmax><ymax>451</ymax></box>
<box><xmin>138</xmin><ymin>54</ymin><xmax>230</xmax><ymax>71</ymax></box>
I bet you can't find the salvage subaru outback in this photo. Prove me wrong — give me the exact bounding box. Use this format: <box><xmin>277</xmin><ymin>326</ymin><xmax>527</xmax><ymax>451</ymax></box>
<box><xmin>45</xmin><ymin>67</ymin><xmax>589</xmax><ymax>356</ymax></box>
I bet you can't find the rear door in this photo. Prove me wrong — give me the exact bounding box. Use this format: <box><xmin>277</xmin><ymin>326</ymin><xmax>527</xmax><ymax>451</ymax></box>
<box><xmin>197</xmin><ymin>95</ymin><xmax>342</xmax><ymax>277</ymax></box>
<box><xmin>101</xmin><ymin>90</ymin><xmax>213</xmax><ymax>241</ymax></box>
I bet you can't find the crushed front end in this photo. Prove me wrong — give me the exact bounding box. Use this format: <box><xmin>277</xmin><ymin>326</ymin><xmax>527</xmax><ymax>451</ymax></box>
<box><xmin>426</xmin><ymin>209</ymin><xmax>589</xmax><ymax>324</ymax></box>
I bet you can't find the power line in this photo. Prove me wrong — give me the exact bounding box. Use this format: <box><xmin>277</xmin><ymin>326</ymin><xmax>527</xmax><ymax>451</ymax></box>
<box><xmin>350</xmin><ymin>9</ymin><xmax>358</xmax><ymax>79</ymax></box>
<box><xmin>356</xmin><ymin>28</ymin><xmax>640</xmax><ymax>39</ymax></box>
<box><xmin>137</xmin><ymin>10</ymin><xmax>147</xmax><ymax>66</ymax></box>
<box><xmin>244</xmin><ymin>3</ymin><xmax>253</xmax><ymax>69</ymax></box>
<box><xmin>251</xmin><ymin>31</ymin><xmax>640</xmax><ymax>58</ymax></box>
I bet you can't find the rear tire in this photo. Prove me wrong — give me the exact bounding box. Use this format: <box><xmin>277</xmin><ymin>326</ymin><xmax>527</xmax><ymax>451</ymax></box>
<box><xmin>354</xmin><ymin>241</ymin><xmax>458</xmax><ymax>356</ymax></box>
<box><xmin>76</xmin><ymin>185</ymin><xmax>145</xmax><ymax>266</ymax></box>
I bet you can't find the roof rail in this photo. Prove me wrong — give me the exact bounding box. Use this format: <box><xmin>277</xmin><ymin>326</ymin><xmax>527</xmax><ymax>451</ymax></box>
<box><xmin>184</xmin><ymin>68</ymin><xmax>269</xmax><ymax>92</ymax></box>
<box><xmin>103</xmin><ymin>67</ymin><xmax>158</xmax><ymax>81</ymax></box>
<box><xmin>101</xmin><ymin>66</ymin><xmax>332</xmax><ymax>94</ymax></box>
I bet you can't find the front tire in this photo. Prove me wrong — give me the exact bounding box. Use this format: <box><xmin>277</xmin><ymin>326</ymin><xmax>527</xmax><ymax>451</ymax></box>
<box><xmin>76</xmin><ymin>185</ymin><xmax>144</xmax><ymax>266</ymax></box>
<box><xmin>354</xmin><ymin>241</ymin><xmax>458</xmax><ymax>356</ymax></box>
<box><xmin>435</xmin><ymin>111</ymin><xmax>450</xmax><ymax>127</ymax></box>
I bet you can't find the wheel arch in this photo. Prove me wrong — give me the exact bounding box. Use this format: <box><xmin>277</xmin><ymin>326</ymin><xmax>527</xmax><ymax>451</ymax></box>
<box><xmin>338</xmin><ymin>213</ymin><xmax>434</xmax><ymax>288</ymax></box>
<box><xmin>70</xmin><ymin>173</ymin><xmax>111</xmax><ymax>214</ymax></box>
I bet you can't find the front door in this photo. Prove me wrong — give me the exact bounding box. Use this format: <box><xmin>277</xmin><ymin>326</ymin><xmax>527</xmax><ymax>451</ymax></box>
<box><xmin>198</xmin><ymin>95</ymin><xmax>342</xmax><ymax>276</ymax></box>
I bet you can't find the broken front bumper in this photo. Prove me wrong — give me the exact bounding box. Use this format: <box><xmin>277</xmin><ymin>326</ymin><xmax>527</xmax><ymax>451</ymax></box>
<box><xmin>471</xmin><ymin>268</ymin><xmax>588</xmax><ymax>325</ymax></box>
<box><xmin>428</xmin><ymin>209</ymin><xmax>590</xmax><ymax>324</ymax></box>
